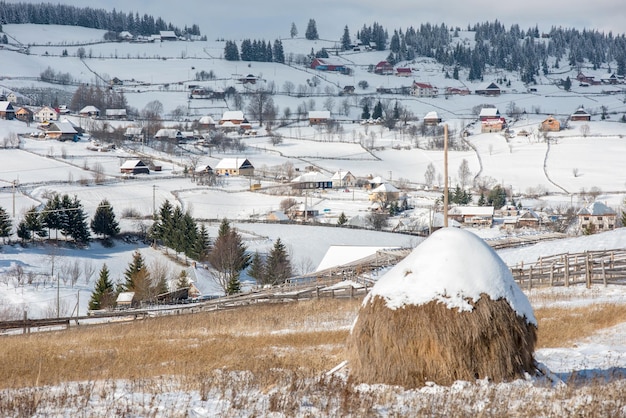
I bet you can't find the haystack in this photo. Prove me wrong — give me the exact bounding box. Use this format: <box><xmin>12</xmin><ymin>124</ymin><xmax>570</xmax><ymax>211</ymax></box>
<box><xmin>347</xmin><ymin>227</ymin><xmax>537</xmax><ymax>388</ymax></box>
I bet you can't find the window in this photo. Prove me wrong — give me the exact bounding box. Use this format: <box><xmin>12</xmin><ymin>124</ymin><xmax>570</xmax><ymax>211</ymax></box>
<box><xmin>583</xmin><ymin>216</ymin><xmax>589</xmax><ymax>221</ymax></box>
<box><xmin>597</xmin><ymin>216</ymin><xmax>603</xmax><ymax>221</ymax></box>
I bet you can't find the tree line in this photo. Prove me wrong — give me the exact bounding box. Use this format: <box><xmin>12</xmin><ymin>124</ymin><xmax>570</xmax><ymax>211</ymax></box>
<box><xmin>0</xmin><ymin>2</ymin><xmax>199</xmax><ymax>37</ymax></box>
<box><xmin>224</xmin><ymin>39</ymin><xmax>285</xmax><ymax>63</ymax></box>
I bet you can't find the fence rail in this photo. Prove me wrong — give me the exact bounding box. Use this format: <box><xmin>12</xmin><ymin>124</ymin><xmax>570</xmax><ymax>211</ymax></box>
<box><xmin>510</xmin><ymin>249</ymin><xmax>626</xmax><ymax>289</ymax></box>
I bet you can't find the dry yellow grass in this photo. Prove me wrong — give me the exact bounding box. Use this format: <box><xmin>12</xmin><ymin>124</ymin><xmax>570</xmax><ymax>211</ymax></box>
<box><xmin>1</xmin><ymin>297</ymin><xmax>625</xmax><ymax>391</ymax></box>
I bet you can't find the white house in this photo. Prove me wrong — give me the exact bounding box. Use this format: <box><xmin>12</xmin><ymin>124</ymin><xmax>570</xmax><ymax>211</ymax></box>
<box><xmin>34</xmin><ymin>106</ymin><xmax>58</xmax><ymax>122</ymax></box>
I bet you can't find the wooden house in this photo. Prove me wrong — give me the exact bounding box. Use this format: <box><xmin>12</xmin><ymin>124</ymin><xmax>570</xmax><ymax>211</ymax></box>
<box><xmin>368</xmin><ymin>183</ymin><xmax>400</xmax><ymax>202</ymax></box>
<box><xmin>198</xmin><ymin>115</ymin><xmax>216</xmax><ymax>130</ymax></box>
<box><xmin>448</xmin><ymin>206</ymin><xmax>494</xmax><ymax>227</ymax></box>
<box><xmin>445</xmin><ymin>87</ymin><xmax>470</xmax><ymax>96</ymax></box>
<box><xmin>116</xmin><ymin>292</ymin><xmax>137</xmax><ymax>308</ymax></box>
<box><xmin>0</xmin><ymin>101</ymin><xmax>15</xmax><ymax>120</ymax></box>
<box><xmin>15</xmin><ymin>106</ymin><xmax>33</xmax><ymax>122</ymax></box>
<box><xmin>517</xmin><ymin>209</ymin><xmax>541</xmax><ymax>228</ymax></box>
<box><xmin>214</xmin><ymin>158</ymin><xmax>254</xmax><ymax>176</ymax></box>
<box><xmin>481</xmin><ymin>118</ymin><xmax>506</xmax><ymax>132</ymax></box>
<box><xmin>374</xmin><ymin>61</ymin><xmax>394</xmax><ymax>75</ymax></box>
<box><xmin>479</xmin><ymin>107</ymin><xmax>501</xmax><ymax>121</ymax></box>
<box><xmin>341</xmin><ymin>85</ymin><xmax>355</xmax><ymax>95</ymax></box>
<box><xmin>291</xmin><ymin>171</ymin><xmax>333</xmax><ymax>190</ymax></box>
<box><xmin>219</xmin><ymin>110</ymin><xmax>245</xmax><ymax>126</ymax></box>
<box><xmin>124</xmin><ymin>127</ymin><xmax>144</xmax><ymax>141</ymax></box>
<box><xmin>423</xmin><ymin>111</ymin><xmax>442</xmax><ymax>126</ymax></box>
<box><xmin>310</xmin><ymin>58</ymin><xmax>348</xmax><ymax>73</ymax></box>
<box><xmin>308</xmin><ymin>110</ymin><xmax>331</xmax><ymax>125</ymax></box>
<box><xmin>79</xmin><ymin>105</ymin><xmax>100</xmax><ymax>117</ymax></box>
<box><xmin>540</xmin><ymin>116</ymin><xmax>560</xmax><ymax>132</ymax></box>
<box><xmin>120</xmin><ymin>159</ymin><xmax>150</xmax><ymax>175</ymax></box>
<box><xmin>159</xmin><ymin>31</ymin><xmax>177</xmax><ymax>41</ymax></box>
<box><xmin>105</xmin><ymin>108</ymin><xmax>127</xmax><ymax>119</ymax></box>
<box><xmin>475</xmin><ymin>82</ymin><xmax>501</xmax><ymax>96</ymax></box>
<box><xmin>45</xmin><ymin>121</ymin><xmax>79</xmax><ymax>141</ymax></box>
<box><xmin>570</xmin><ymin>107</ymin><xmax>591</xmax><ymax>122</ymax></box>
<box><xmin>396</xmin><ymin>67</ymin><xmax>412</xmax><ymax>77</ymax></box>
<box><xmin>577</xmin><ymin>201</ymin><xmax>616</xmax><ymax>233</ymax></box>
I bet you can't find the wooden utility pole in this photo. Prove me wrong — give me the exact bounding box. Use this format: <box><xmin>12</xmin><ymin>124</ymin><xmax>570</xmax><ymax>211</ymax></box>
<box><xmin>443</xmin><ymin>124</ymin><xmax>449</xmax><ymax>227</ymax></box>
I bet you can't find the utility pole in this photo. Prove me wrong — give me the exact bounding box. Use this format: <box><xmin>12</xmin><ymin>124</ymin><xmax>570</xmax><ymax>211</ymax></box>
<box><xmin>57</xmin><ymin>273</ymin><xmax>60</xmax><ymax>319</ymax></box>
<box><xmin>12</xmin><ymin>180</ymin><xmax>16</xmax><ymax>218</ymax></box>
<box><xmin>443</xmin><ymin>124</ymin><xmax>449</xmax><ymax>228</ymax></box>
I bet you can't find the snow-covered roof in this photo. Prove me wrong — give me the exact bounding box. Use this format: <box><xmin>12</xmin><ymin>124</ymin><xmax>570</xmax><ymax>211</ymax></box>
<box><xmin>316</xmin><ymin>245</ymin><xmax>400</xmax><ymax>272</ymax></box>
<box><xmin>199</xmin><ymin>115</ymin><xmax>216</xmax><ymax>125</ymax></box>
<box><xmin>308</xmin><ymin>110</ymin><xmax>331</xmax><ymax>119</ymax></box>
<box><xmin>49</xmin><ymin>121</ymin><xmax>77</xmax><ymax>134</ymax></box>
<box><xmin>365</xmin><ymin>227</ymin><xmax>536</xmax><ymax>325</ymax></box>
<box><xmin>371</xmin><ymin>183</ymin><xmax>399</xmax><ymax>193</ymax></box>
<box><xmin>331</xmin><ymin>170</ymin><xmax>353</xmax><ymax>180</ymax></box>
<box><xmin>479</xmin><ymin>107</ymin><xmax>499</xmax><ymax>117</ymax></box>
<box><xmin>116</xmin><ymin>292</ymin><xmax>135</xmax><ymax>303</ymax></box>
<box><xmin>215</xmin><ymin>158</ymin><xmax>250</xmax><ymax>170</ymax></box>
<box><xmin>292</xmin><ymin>172</ymin><xmax>332</xmax><ymax>183</ymax></box>
<box><xmin>79</xmin><ymin>105</ymin><xmax>99</xmax><ymax>113</ymax></box>
<box><xmin>220</xmin><ymin>110</ymin><xmax>244</xmax><ymax>121</ymax></box>
<box><xmin>578</xmin><ymin>201</ymin><xmax>616</xmax><ymax>216</ymax></box>
<box><xmin>120</xmin><ymin>159</ymin><xmax>145</xmax><ymax>169</ymax></box>
<box><xmin>423</xmin><ymin>111</ymin><xmax>439</xmax><ymax>120</ymax></box>
<box><xmin>449</xmin><ymin>206</ymin><xmax>495</xmax><ymax>216</ymax></box>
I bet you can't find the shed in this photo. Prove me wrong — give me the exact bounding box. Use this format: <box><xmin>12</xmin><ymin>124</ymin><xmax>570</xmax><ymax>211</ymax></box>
<box><xmin>540</xmin><ymin>116</ymin><xmax>560</xmax><ymax>132</ymax></box>
<box><xmin>308</xmin><ymin>110</ymin><xmax>331</xmax><ymax>125</ymax></box>
<box><xmin>0</xmin><ymin>101</ymin><xmax>15</xmax><ymax>120</ymax></box>
<box><xmin>116</xmin><ymin>292</ymin><xmax>137</xmax><ymax>308</ymax></box>
<box><xmin>79</xmin><ymin>105</ymin><xmax>100</xmax><ymax>117</ymax></box>
<box><xmin>570</xmin><ymin>107</ymin><xmax>591</xmax><ymax>122</ymax></box>
<box><xmin>423</xmin><ymin>111</ymin><xmax>441</xmax><ymax>126</ymax></box>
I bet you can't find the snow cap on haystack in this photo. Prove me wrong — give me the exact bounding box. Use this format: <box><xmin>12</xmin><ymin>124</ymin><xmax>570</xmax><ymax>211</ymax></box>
<box><xmin>347</xmin><ymin>227</ymin><xmax>537</xmax><ymax>388</ymax></box>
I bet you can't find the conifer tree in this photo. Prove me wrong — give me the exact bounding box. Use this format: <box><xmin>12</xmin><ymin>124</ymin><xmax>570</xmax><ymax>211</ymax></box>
<box><xmin>372</xmin><ymin>101</ymin><xmax>384</xmax><ymax>120</ymax></box>
<box><xmin>341</xmin><ymin>26</ymin><xmax>351</xmax><ymax>50</ymax></box>
<box><xmin>290</xmin><ymin>22</ymin><xmax>298</xmax><ymax>38</ymax></box>
<box><xmin>89</xmin><ymin>264</ymin><xmax>115</xmax><ymax>310</ymax></box>
<box><xmin>0</xmin><ymin>206</ymin><xmax>12</xmax><ymax>244</ymax></box>
<box><xmin>192</xmin><ymin>223</ymin><xmax>211</xmax><ymax>262</ymax></box>
<box><xmin>176</xmin><ymin>270</ymin><xmax>191</xmax><ymax>289</ymax></box>
<box><xmin>208</xmin><ymin>218</ymin><xmax>250</xmax><ymax>295</ymax></box>
<box><xmin>305</xmin><ymin>19</ymin><xmax>319</xmax><ymax>40</ymax></box>
<box><xmin>91</xmin><ymin>199</ymin><xmax>120</xmax><ymax>239</ymax></box>
<box><xmin>16</xmin><ymin>221</ymin><xmax>30</xmax><ymax>243</ymax></box>
<box><xmin>264</xmin><ymin>238</ymin><xmax>292</xmax><ymax>285</ymax></box>
<box><xmin>24</xmin><ymin>206</ymin><xmax>45</xmax><ymax>241</ymax></box>
<box><xmin>337</xmin><ymin>212</ymin><xmax>348</xmax><ymax>226</ymax></box>
<box><xmin>247</xmin><ymin>251</ymin><xmax>266</xmax><ymax>284</ymax></box>
<box><xmin>122</xmin><ymin>250</ymin><xmax>152</xmax><ymax>301</ymax></box>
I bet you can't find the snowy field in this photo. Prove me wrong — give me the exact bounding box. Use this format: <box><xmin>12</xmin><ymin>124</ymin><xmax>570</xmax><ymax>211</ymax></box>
<box><xmin>1</xmin><ymin>22</ymin><xmax>626</xmax><ymax>415</ymax></box>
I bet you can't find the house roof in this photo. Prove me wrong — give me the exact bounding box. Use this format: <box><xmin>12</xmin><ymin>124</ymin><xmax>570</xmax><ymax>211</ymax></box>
<box><xmin>48</xmin><ymin>121</ymin><xmax>77</xmax><ymax>134</ymax></box>
<box><xmin>331</xmin><ymin>170</ymin><xmax>353</xmax><ymax>180</ymax></box>
<box><xmin>215</xmin><ymin>158</ymin><xmax>253</xmax><ymax>170</ymax></box>
<box><xmin>125</xmin><ymin>127</ymin><xmax>143</xmax><ymax>136</ymax></box>
<box><xmin>79</xmin><ymin>105</ymin><xmax>99</xmax><ymax>113</ymax></box>
<box><xmin>116</xmin><ymin>292</ymin><xmax>135</xmax><ymax>303</ymax></box>
<box><xmin>199</xmin><ymin>115</ymin><xmax>216</xmax><ymax>125</ymax></box>
<box><xmin>578</xmin><ymin>201</ymin><xmax>616</xmax><ymax>216</ymax></box>
<box><xmin>571</xmin><ymin>107</ymin><xmax>590</xmax><ymax>116</ymax></box>
<box><xmin>292</xmin><ymin>172</ymin><xmax>332</xmax><ymax>183</ymax></box>
<box><xmin>0</xmin><ymin>101</ymin><xmax>14</xmax><ymax>112</ymax></box>
<box><xmin>449</xmin><ymin>206</ymin><xmax>495</xmax><ymax>216</ymax></box>
<box><xmin>154</xmin><ymin>128</ymin><xmax>180</xmax><ymax>138</ymax></box>
<box><xmin>413</xmin><ymin>82</ymin><xmax>435</xmax><ymax>89</ymax></box>
<box><xmin>424</xmin><ymin>111</ymin><xmax>440</xmax><ymax>120</ymax></box>
<box><xmin>371</xmin><ymin>183</ymin><xmax>399</xmax><ymax>193</ymax></box>
<box><xmin>308</xmin><ymin>111</ymin><xmax>331</xmax><ymax>119</ymax></box>
<box><xmin>120</xmin><ymin>159</ymin><xmax>147</xmax><ymax>169</ymax></box>
<box><xmin>105</xmin><ymin>108</ymin><xmax>127</xmax><ymax>116</ymax></box>
<box><xmin>220</xmin><ymin>110</ymin><xmax>244</xmax><ymax>121</ymax></box>
<box><xmin>479</xmin><ymin>107</ymin><xmax>500</xmax><ymax>117</ymax></box>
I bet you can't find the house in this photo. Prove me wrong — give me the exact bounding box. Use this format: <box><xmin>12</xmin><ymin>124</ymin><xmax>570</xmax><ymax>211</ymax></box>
<box><xmin>124</xmin><ymin>126</ymin><xmax>144</xmax><ymax>141</ymax></box>
<box><xmin>367</xmin><ymin>175</ymin><xmax>385</xmax><ymax>189</ymax></box>
<box><xmin>116</xmin><ymin>292</ymin><xmax>137</xmax><ymax>308</ymax></box>
<box><xmin>340</xmin><ymin>85</ymin><xmax>355</xmax><ymax>95</ymax></box>
<box><xmin>154</xmin><ymin>128</ymin><xmax>182</xmax><ymax>141</ymax></box>
<box><xmin>374</xmin><ymin>61</ymin><xmax>394</xmax><ymax>75</ymax></box>
<box><xmin>15</xmin><ymin>107</ymin><xmax>33</xmax><ymax>122</ymax></box>
<box><xmin>576</xmin><ymin>72</ymin><xmax>599</xmax><ymax>85</ymax></box>
<box><xmin>290</xmin><ymin>203</ymin><xmax>319</xmax><ymax>220</ymax></box>
<box><xmin>118</xmin><ymin>31</ymin><xmax>133</xmax><ymax>41</ymax></box>
<box><xmin>34</xmin><ymin>106</ymin><xmax>58</xmax><ymax>122</ymax></box>
<box><xmin>159</xmin><ymin>31</ymin><xmax>177</xmax><ymax>41</ymax></box>
<box><xmin>105</xmin><ymin>108</ymin><xmax>127</xmax><ymax>119</ymax></box>
<box><xmin>238</xmin><ymin>74</ymin><xmax>259</xmax><ymax>84</ymax></box>
<box><xmin>56</xmin><ymin>105</ymin><xmax>70</xmax><ymax>115</ymax></box>
<box><xmin>198</xmin><ymin>115</ymin><xmax>216</xmax><ymax>130</ymax></box>
<box><xmin>423</xmin><ymin>111</ymin><xmax>442</xmax><ymax>126</ymax></box>
<box><xmin>219</xmin><ymin>110</ymin><xmax>245</xmax><ymax>126</ymax></box>
<box><xmin>445</xmin><ymin>87</ymin><xmax>470</xmax><ymax>96</ymax></box>
<box><xmin>479</xmin><ymin>107</ymin><xmax>501</xmax><ymax>121</ymax></box>
<box><xmin>120</xmin><ymin>159</ymin><xmax>150</xmax><ymax>175</ymax></box>
<box><xmin>79</xmin><ymin>105</ymin><xmax>100</xmax><ymax>117</ymax></box>
<box><xmin>308</xmin><ymin>110</ymin><xmax>331</xmax><ymax>125</ymax></box>
<box><xmin>396</xmin><ymin>67</ymin><xmax>412</xmax><ymax>77</ymax></box>
<box><xmin>517</xmin><ymin>209</ymin><xmax>542</xmax><ymax>229</ymax></box>
<box><xmin>570</xmin><ymin>107</ymin><xmax>591</xmax><ymax>122</ymax></box>
<box><xmin>540</xmin><ymin>116</ymin><xmax>560</xmax><ymax>132</ymax></box>
<box><xmin>448</xmin><ymin>206</ymin><xmax>495</xmax><ymax>227</ymax></box>
<box><xmin>310</xmin><ymin>58</ymin><xmax>348</xmax><ymax>73</ymax></box>
<box><xmin>577</xmin><ymin>201</ymin><xmax>616</xmax><ymax>233</ymax></box>
<box><xmin>267</xmin><ymin>210</ymin><xmax>290</xmax><ymax>223</ymax></box>
<box><xmin>291</xmin><ymin>171</ymin><xmax>333</xmax><ymax>190</ymax></box>
<box><xmin>194</xmin><ymin>164</ymin><xmax>213</xmax><ymax>175</ymax></box>
<box><xmin>331</xmin><ymin>170</ymin><xmax>357</xmax><ymax>188</ymax></box>
<box><xmin>44</xmin><ymin>121</ymin><xmax>79</xmax><ymax>141</ymax></box>
<box><xmin>475</xmin><ymin>82</ymin><xmax>501</xmax><ymax>96</ymax></box>
<box><xmin>411</xmin><ymin>82</ymin><xmax>437</xmax><ymax>98</ymax></box>
<box><xmin>368</xmin><ymin>183</ymin><xmax>400</xmax><ymax>202</ymax></box>
<box><xmin>214</xmin><ymin>158</ymin><xmax>254</xmax><ymax>176</ymax></box>
<box><xmin>481</xmin><ymin>118</ymin><xmax>506</xmax><ymax>132</ymax></box>
<box><xmin>601</xmin><ymin>73</ymin><xmax>622</xmax><ymax>85</ymax></box>
<box><xmin>0</xmin><ymin>101</ymin><xmax>15</xmax><ymax>120</ymax></box>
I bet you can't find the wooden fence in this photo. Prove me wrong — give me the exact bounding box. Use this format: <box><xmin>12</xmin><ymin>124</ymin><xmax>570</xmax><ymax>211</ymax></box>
<box><xmin>510</xmin><ymin>249</ymin><xmax>626</xmax><ymax>290</ymax></box>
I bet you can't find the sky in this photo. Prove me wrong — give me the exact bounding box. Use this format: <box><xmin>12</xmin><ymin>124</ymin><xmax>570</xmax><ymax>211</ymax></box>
<box><xmin>6</xmin><ymin>0</ymin><xmax>625</xmax><ymax>40</ymax></box>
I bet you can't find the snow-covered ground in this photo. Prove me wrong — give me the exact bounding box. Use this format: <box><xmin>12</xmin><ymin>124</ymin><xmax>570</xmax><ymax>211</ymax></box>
<box><xmin>1</xmin><ymin>23</ymin><xmax>626</xmax><ymax>415</ymax></box>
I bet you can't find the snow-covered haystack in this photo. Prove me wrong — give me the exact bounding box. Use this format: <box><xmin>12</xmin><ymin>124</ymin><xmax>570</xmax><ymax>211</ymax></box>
<box><xmin>347</xmin><ymin>227</ymin><xmax>537</xmax><ymax>388</ymax></box>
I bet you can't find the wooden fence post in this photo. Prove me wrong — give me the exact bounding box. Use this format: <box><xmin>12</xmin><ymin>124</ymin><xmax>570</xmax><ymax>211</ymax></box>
<box><xmin>549</xmin><ymin>263</ymin><xmax>554</xmax><ymax>287</ymax></box>
<box><xmin>601</xmin><ymin>259</ymin><xmax>607</xmax><ymax>286</ymax></box>
<box><xmin>528</xmin><ymin>266</ymin><xmax>533</xmax><ymax>290</ymax></box>
<box><xmin>586</xmin><ymin>253</ymin><xmax>591</xmax><ymax>288</ymax></box>
<box><xmin>564</xmin><ymin>256</ymin><xmax>570</xmax><ymax>287</ymax></box>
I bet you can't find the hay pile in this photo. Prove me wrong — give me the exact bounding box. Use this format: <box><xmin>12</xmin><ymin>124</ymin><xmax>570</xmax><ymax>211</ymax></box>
<box><xmin>347</xmin><ymin>227</ymin><xmax>537</xmax><ymax>388</ymax></box>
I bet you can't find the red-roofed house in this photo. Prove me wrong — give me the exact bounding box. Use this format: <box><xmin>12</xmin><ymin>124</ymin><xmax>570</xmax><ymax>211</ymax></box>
<box><xmin>411</xmin><ymin>82</ymin><xmax>437</xmax><ymax>97</ymax></box>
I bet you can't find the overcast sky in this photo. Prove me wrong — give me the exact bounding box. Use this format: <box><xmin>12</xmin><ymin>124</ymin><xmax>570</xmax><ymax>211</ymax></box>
<box><xmin>7</xmin><ymin>0</ymin><xmax>625</xmax><ymax>40</ymax></box>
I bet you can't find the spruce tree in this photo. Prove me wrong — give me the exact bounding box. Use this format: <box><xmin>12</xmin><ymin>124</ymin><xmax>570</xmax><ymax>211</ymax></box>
<box><xmin>372</xmin><ymin>101</ymin><xmax>383</xmax><ymax>120</ymax></box>
<box><xmin>123</xmin><ymin>250</ymin><xmax>150</xmax><ymax>301</ymax></box>
<box><xmin>208</xmin><ymin>218</ymin><xmax>250</xmax><ymax>295</ymax></box>
<box><xmin>16</xmin><ymin>221</ymin><xmax>30</xmax><ymax>243</ymax></box>
<box><xmin>264</xmin><ymin>238</ymin><xmax>292</xmax><ymax>285</ymax></box>
<box><xmin>192</xmin><ymin>223</ymin><xmax>211</xmax><ymax>262</ymax></box>
<box><xmin>41</xmin><ymin>193</ymin><xmax>62</xmax><ymax>239</ymax></box>
<box><xmin>91</xmin><ymin>199</ymin><xmax>120</xmax><ymax>239</ymax></box>
<box><xmin>65</xmin><ymin>195</ymin><xmax>90</xmax><ymax>244</ymax></box>
<box><xmin>0</xmin><ymin>206</ymin><xmax>12</xmax><ymax>244</ymax></box>
<box><xmin>305</xmin><ymin>19</ymin><xmax>319</xmax><ymax>40</ymax></box>
<box><xmin>89</xmin><ymin>264</ymin><xmax>115</xmax><ymax>310</ymax></box>
<box><xmin>341</xmin><ymin>26</ymin><xmax>351</xmax><ymax>50</ymax></box>
<box><xmin>337</xmin><ymin>212</ymin><xmax>348</xmax><ymax>226</ymax></box>
<box><xmin>247</xmin><ymin>251</ymin><xmax>266</xmax><ymax>284</ymax></box>
<box><xmin>24</xmin><ymin>206</ymin><xmax>45</xmax><ymax>241</ymax></box>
